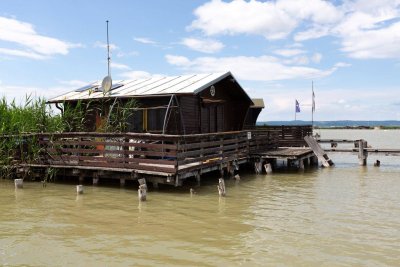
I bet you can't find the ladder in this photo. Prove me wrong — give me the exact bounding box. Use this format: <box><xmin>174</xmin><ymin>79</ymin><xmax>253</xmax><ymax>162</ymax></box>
<box><xmin>304</xmin><ymin>136</ymin><xmax>334</xmax><ymax>167</ymax></box>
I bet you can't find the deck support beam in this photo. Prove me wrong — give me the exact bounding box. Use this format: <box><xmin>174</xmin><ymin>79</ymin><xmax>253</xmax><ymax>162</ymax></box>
<box><xmin>92</xmin><ymin>173</ymin><xmax>99</xmax><ymax>185</ymax></box>
<box><xmin>78</xmin><ymin>172</ymin><xmax>84</xmax><ymax>184</ymax></box>
<box><xmin>195</xmin><ymin>172</ymin><xmax>201</xmax><ymax>187</ymax></box>
<box><xmin>299</xmin><ymin>159</ymin><xmax>305</xmax><ymax>170</ymax></box>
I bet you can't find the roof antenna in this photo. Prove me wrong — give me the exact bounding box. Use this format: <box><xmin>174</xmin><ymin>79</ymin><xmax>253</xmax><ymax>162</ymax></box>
<box><xmin>101</xmin><ymin>20</ymin><xmax>112</xmax><ymax>94</ymax></box>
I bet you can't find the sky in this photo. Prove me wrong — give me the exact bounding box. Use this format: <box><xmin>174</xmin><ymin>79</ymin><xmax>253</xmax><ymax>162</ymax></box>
<box><xmin>0</xmin><ymin>0</ymin><xmax>400</xmax><ymax>121</ymax></box>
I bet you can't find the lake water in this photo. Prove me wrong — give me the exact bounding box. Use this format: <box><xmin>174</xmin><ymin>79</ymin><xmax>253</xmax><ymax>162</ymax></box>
<box><xmin>1</xmin><ymin>130</ymin><xmax>399</xmax><ymax>266</ymax></box>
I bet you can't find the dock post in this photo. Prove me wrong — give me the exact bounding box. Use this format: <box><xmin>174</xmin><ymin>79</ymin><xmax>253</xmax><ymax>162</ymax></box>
<box><xmin>195</xmin><ymin>172</ymin><xmax>201</xmax><ymax>187</ymax></box>
<box><xmin>120</xmin><ymin>178</ymin><xmax>126</xmax><ymax>187</ymax></box>
<box><xmin>310</xmin><ymin>155</ymin><xmax>318</xmax><ymax>166</ymax></box>
<box><xmin>254</xmin><ymin>159</ymin><xmax>262</xmax><ymax>174</ymax></box>
<box><xmin>138</xmin><ymin>178</ymin><xmax>147</xmax><ymax>201</ymax></box>
<box><xmin>299</xmin><ymin>159</ymin><xmax>305</xmax><ymax>170</ymax></box>
<box><xmin>76</xmin><ymin>185</ymin><xmax>83</xmax><ymax>194</ymax></box>
<box><xmin>217</xmin><ymin>178</ymin><xmax>226</xmax><ymax>197</ymax></box>
<box><xmin>358</xmin><ymin>140</ymin><xmax>368</xmax><ymax>166</ymax></box>
<box><xmin>14</xmin><ymin>179</ymin><xmax>23</xmax><ymax>189</ymax></box>
<box><xmin>138</xmin><ymin>185</ymin><xmax>147</xmax><ymax>201</ymax></box>
<box><xmin>264</xmin><ymin>163</ymin><xmax>272</xmax><ymax>174</ymax></box>
<box><xmin>92</xmin><ymin>173</ymin><xmax>99</xmax><ymax>185</ymax></box>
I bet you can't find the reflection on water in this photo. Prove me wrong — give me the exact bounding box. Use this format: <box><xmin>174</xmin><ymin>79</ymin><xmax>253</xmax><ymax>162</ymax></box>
<box><xmin>1</xmin><ymin>130</ymin><xmax>400</xmax><ymax>266</ymax></box>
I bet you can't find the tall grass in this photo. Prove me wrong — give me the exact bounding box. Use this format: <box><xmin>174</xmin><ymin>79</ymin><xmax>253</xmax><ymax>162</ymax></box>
<box><xmin>0</xmin><ymin>95</ymin><xmax>139</xmax><ymax>179</ymax></box>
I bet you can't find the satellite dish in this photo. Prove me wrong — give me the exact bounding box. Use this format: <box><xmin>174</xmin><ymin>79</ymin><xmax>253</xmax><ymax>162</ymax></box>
<box><xmin>101</xmin><ymin>75</ymin><xmax>112</xmax><ymax>94</ymax></box>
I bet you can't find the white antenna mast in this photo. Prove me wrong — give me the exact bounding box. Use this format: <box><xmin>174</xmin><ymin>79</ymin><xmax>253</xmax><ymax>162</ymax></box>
<box><xmin>102</xmin><ymin>20</ymin><xmax>112</xmax><ymax>94</ymax></box>
<box><xmin>106</xmin><ymin>20</ymin><xmax>110</xmax><ymax>77</ymax></box>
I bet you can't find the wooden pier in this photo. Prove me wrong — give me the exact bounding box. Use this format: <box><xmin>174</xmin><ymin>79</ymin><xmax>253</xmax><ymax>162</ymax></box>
<box><xmin>3</xmin><ymin>126</ymin><xmax>313</xmax><ymax>186</ymax></box>
<box><xmin>317</xmin><ymin>138</ymin><xmax>400</xmax><ymax>165</ymax></box>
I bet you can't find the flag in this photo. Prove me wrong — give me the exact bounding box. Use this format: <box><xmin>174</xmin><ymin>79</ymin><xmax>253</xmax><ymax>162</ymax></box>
<box><xmin>312</xmin><ymin>89</ymin><xmax>315</xmax><ymax>112</ymax></box>
<box><xmin>295</xmin><ymin>99</ymin><xmax>300</xmax><ymax>113</ymax></box>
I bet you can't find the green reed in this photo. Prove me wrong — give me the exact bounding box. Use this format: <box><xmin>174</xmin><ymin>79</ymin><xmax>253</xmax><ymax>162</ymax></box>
<box><xmin>0</xmin><ymin>95</ymin><xmax>139</xmax><ymax>178</ymax></box>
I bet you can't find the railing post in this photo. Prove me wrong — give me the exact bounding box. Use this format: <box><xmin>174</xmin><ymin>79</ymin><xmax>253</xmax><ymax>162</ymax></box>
<box><xmin>175</xmin><ymin>139</ymin><xmax>180</xmax><ymax>174</ymax></box>
<box><xmin>124</xmin><ymin>135</ymin><xmax>129</xmax><ymax>168</ymax></box>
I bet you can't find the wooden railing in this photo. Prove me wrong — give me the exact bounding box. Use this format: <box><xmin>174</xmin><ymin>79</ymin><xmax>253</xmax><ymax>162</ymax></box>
<box><xmin>37</xmin><ymin>132</ymin><xmax>180</xmax><ymax>174</ymax></box>
<box><xmin>3</xmin><ymin>126</ymin><xmax>309</xmax><ymax>175</ymax></box>
<box><xmin>253</xmin><ymin>125</ymin><xmax>312</xmax><ymax>146</ymax></box>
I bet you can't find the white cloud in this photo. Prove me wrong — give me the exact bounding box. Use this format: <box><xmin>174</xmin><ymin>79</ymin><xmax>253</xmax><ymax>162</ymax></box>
<box><xmin>252</xmin><ymin>85</ymin><xmax>400</xmax><ymax>121</ymax></box>
<box><xmin>311</xmin><ymin>53</ymin><xmax>322</xmax><ymax>63</ymax></box>
<box><xmin>165</xmin><ymin>54</ymin><xmax>343</xmax><ymax>81</ymax></box>
<box><xmin>0</xmin><ymin>47</ymin><xmax>46</xmax><ymax>60</ymax></box>
<box><xmin>94</xmin><ymin>41</ymin><xmax>118</xmax><ymax>51</ymax></box>
<box><xmin>0</xmin><ymin>80</ymin><xmax>89</xmax><ymax>104</ymax></box>
<box><xmin>133</xmin><ymin>37</ymin><xmax>157</xmax><ymax>45</ymax></box>
<box><xmin>337</xmin><ymin>21</ymin><xmax>400</xmax><ymax>59</ymax></box>
<box><xmin>0</xmin><ymin>16</ymin><xmax>81</xmax><ymax>60</ymax></box>
<box><xmin>110</xmin><ymin>62</ymin><xmax>131</xmax><ymax>70</ymax></box>
<box><xmin>273</xmin><ymin>48</ymin><xmax>305</xmax><ymax>57</ymax></box>
<box><xmin>116</xmin><ymin>51</ymin><xmax>139</xmax><ymax>58</ymax></box>
<box><xmin>119</xmin><ymin>70</ymin><xmax>164</xmax><ymax>80</ymax></box>
<box><xmin>189</xmin><ymin>0</ymin><xmax>400</xmax><ymax>59</ymax></box>
<box><xmin>181</xmin><ymin>37</ymin><xmax>224</xmax><ymax>53</ymax></box>
<box><xmin>165</xmin><ymin>55</ymin><xmax>191</xmax><ymax>66</ymax></box>
<box><xmin>189</xmin><ymin>0</ymin><xmax>340</xmax><ymax>40</ymax></box>
<box><xmin>294</xmin><ymin>26</ymin><xmax>331</xmax><ymax>41</ymax></box>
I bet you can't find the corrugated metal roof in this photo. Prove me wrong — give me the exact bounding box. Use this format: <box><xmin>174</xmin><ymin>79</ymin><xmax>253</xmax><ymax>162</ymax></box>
<box><xmin>48</xmin><ymin>71</ymin><xmax>249</xmax><ymax>103</ymax></box>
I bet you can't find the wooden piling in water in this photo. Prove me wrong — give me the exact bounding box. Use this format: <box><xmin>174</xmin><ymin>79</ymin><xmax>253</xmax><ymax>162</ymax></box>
<box><xmin>358</xmin><ymin>140</ymin><xmax>368</xmax><ymax>166</ymax></box>
<box><xmin>14</xmin><ymin>179</ymin><xmax>23</xmax><ymax>189</ymax></box>
<box><xmin>76</xmin><ymin>185</ymin><xmax>83</xmax><ymax>194</ymax></box>
<box><xmin>138</xmin><ymin>178</ymin><xmax>147</xmax><ymax>201</ymax></box>
<box><xmin>264</xmin><ymin>163</ymin><xmax>272</xmax><ymax>174</ymax></box>
<box><xmin>217</xmin><ymin>178</ymin><xmax>226</xmax><ymax>197</ymax></box>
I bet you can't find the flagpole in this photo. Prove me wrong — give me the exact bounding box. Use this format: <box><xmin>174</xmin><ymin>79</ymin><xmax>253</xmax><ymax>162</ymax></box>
<box><xmin>311</xmin><ymin>81</ymin><xmax>314</xmax><ymax>128</ymax></box>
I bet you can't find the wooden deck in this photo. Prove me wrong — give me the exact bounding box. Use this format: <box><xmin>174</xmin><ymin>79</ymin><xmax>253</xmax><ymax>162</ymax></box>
<box><xmin>3</xmin><ymin>125</ymin><xmax>313</xmax><ymax>186</ymax></box>
<box><xmin>252</xmin><ymin>147</ymin><xmax>314</xmax><ymax>160</ymax></box>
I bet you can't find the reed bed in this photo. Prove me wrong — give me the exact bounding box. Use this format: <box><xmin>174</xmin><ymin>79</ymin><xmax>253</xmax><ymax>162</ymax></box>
<box><xmin>0</xmin><ymin>95</ymin><xmax>137</xmax><ymax>179</ymax></box>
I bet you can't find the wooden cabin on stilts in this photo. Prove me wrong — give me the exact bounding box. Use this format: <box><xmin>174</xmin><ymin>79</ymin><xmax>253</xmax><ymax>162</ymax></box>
<box><xmin>4</xmin><ymin>71</ymin><xmax>316</xmax><ymax>189</ymax></box>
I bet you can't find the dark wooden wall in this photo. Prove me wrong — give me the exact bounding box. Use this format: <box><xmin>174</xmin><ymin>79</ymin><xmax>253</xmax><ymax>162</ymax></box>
<box><xmin>64</xmin><ymin>75</ymin><xmax>251</xmax><ymax>135</ymax></box>
<box><xmin>244</xmin><ymin>108</ymin><xmax>262</xmax><ymax>129</ymax></box>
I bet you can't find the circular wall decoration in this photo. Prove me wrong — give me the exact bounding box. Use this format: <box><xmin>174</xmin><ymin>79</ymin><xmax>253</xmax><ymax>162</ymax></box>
<box><xmin>210</xmin><ymin>85</ymin><xmax>216</xmax><ymax>97</ymax></box>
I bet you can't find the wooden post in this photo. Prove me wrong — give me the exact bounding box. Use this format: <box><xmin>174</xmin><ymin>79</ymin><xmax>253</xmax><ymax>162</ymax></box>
<box><xmin>138</xmin><ymin>178</ymin><xmax>147</xmax><ymax>201</ymax></box>
<box><xmin>358</xmin><ymin>139</ymin><xmax>368</xmax><ymax>166</ymax></box>
<box><xmin>76</xmin><ymin>185</ymin><xmax>83</xmax><ymax>194</ymax></box>
<box><xmin>299</xmin><ymin>159</ymin><xmax>305</xmax><ymax>170</ymax></box>
<box><xmin>14</xmin><ymin>179</ymin><xmax>23</xmax><ymax>189</ymax></box>
<box><xmin>195</xmin><ymin>172</ymin><xmax>201</xmax><ymax>187</ymax></box>
<box><xmin>92</xmin><ymin>173</ymin><xmax>99</xmax><ymax>185</ymax></box>
<box><xmin>217</xmin><ymin>178</ymin><xmax>226</xmax><ymax>197</ymax></box>
<box><xmin>264</xmin><ymin>163</ymin><xmax>272</xmax><ymax>174</ymax></box>
<box><xmin>310</xmin><ymin>155</ymin><xmax>319</xmax><ymax>166</ymax></box>
<box><xmin>120</xmin><ymin>178</ymin><xmax>126</xmax><ymax>187</ymax></box>
<box><xmin>218</xmin><ymin>163</ymin><xmax>224</xmax><ymax>177</ymax></box>
<box><xmin>254</xmin><ymin>158</ymin><xmax>262</xmax><ymax>174</ymax></box>
<box><xmin>138</xmin><ymin>185</ymin><xmax>147</xmax><ymax>201</ymax></box>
